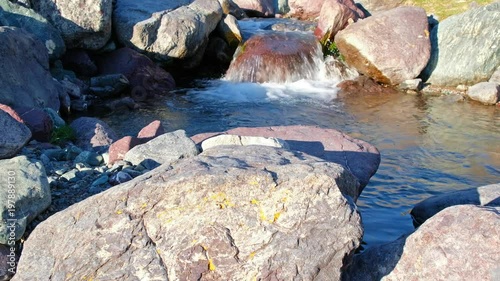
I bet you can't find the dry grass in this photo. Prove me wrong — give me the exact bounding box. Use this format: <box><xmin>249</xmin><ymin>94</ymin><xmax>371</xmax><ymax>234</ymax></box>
<box><xmin>403</xmin><ymin>0</ymin><xmax>497</xmax><ymax>19</ymax></box>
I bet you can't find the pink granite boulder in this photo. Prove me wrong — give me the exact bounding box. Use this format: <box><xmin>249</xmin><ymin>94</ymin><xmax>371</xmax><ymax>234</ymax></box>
<box><xmin>137</xmin><ymin>120</ymin><xmax>166</xmax><ymax>139</ymax></box>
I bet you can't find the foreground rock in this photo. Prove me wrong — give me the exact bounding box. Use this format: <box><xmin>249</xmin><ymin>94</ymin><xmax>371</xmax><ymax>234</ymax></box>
<box><xmin>422</xmin><ymin>3</ymin><xmax>500</xmax><ymax>87</ymax></box>
<box><xmin>191</xmin><ymin>125</ymin><xmax>380</xmax><ymax>193</ymax></box>
<box><xmin>15</xmin><ymin>146</ymin><xmax>362</xmax><ymax>280</ymax></box>
<box><xmin>0</xmin><ymin>156</ymin><xmax>50</xmax><ymax>244</ymax></box>
<box><xmin>225</xmin><ymin>32</ymin><xmax>324</xmax><ymax>83</ymax></box>
<box><xmin>32</xmin><ymin>0</ymin><xmax>112</xmax><ymax>50</ymax></box>
<box><xmin>0</xmin><ymin>0</ymin><xmax>65</xmax><ymax>60</ymax></box>
<box><xmin>411</xmin><ymin>183</ymin><xmax>500</xmax><ymax>226</ymax></box>
<box><xmin>335</xmin><ymin>6</ymin><xmax>430</xmax><ymax>85</ymax></box>
<box><xmin>70</xmin><ymin>117</ymin><xmax>118</xmax><ymax>152</ymax></box>
<box><xmin>0</xmin><ymin>110</ymin><xmax>31</xmax><ymax>159</ymax></box>
<box><xmin>114</xmin><ymin>0</ymin><xmax>222</xmax><ymax>62</ymax></box>
<box><xmin>0</xmin><ymin>27</ymin><xmax>62</xmax><ymax>110</ymax></box>
<box><xmin>355</xmin><ymin>0</ymin><xmax>404</xmax><ymax>14</ymax></box>
<box><xmin>466</xmin><ymin>82</ymin><xmax>500</xmax><ymax>105</ymax></box>
<box><xmin>384</xmin><ymin>205</ymin><xmax>500</xmax><ymax>280</ymax></box>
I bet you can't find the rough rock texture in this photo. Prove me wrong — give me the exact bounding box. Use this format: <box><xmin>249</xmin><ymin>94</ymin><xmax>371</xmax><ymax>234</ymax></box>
<box><xmin>217</xmin><ymin>14</ymin><xmax>243</xmax><ymax>49</ymax></box>
<box><xmin>0</xmin><ymin>244</ymin><xmax>16</xmax><ymax>280</ymax></box>
<box><xmin>201</xmin><ymin>134</ymin><xmax>289</xmax><ymax>151</ymax></box>
<box><xmin>314</xmin><ymin>0</ymin><xmax>365</xmax><ymax>43</ymax></box>
<box><xmin>466</xmin><ymin>82</ymin><xmax>500</xmax><ymax>105</ymax></box>
<box><xmin>14</xmin><ymin>146</ymin><xmax>362</xmax><ymax>280</ymax></box>
<box><xmin>0</xmin><ymin>104</ymin><xmax>23</xmax><ymax>123</ymax></box>
<box><xmin>355</xmin><ymin>0</ymin><xmax>404</xmax><ymax>14</ymax></box>
<box><xmin>0</xmin><ymin>110</ymin><xmax>31</xmax><ymax>159</ymax></box>
<box><xmin>233</xmin><ymin>0</ymin><xmax>274</xmax><ymax>16</ymax></box>
<box><xmin>0</xmin><ymin>0</ymin><xmax>65</xmax><ymax>60</ymax></box>
<box><xmin>107</xmin><ymin>136</ymin><xmax>145</xmax><ymax>166</ymax></box>
<box><xmin>411</xmin><ymin>183</ymin><xmax>500</xmax><ymax>226</ymax></box>
<box><xmin>114</xmin><ymin>0</ymin><xmax>222</xmax><ymax>62</ymax></box>
<box><xmin>225</xmin><ymin>32</ymin><xmax>324</xmax><ymax>83</ymax></box>
<box><xmin>0</xmin><ymin>156</ymin><xmax>50</xmax><ymax>244</ymax></box>
<box><xmin>0</xmin><ymin>26</ymin><xmax>62</xmax><ymax>110</ymax></box>
<box><xmin>15</xmin><ymin>107</ymin><xmax>54</xmax><ymax>142</ymax></box>
<box><xmin>422</xmin><ymin>3</ymin><xmax>500</xmax><ymax>87</ymax></box>
<box><xmin>95</xmin><ymin>48</ymin><xmax>175</xmax><ymax>101</ymax></box>
<box><xmin>287</xmin><ymin>0</ymin><xmax>326</xmax><ymax>19</ymax></box>
<box><xmin>383</xmin><ymin>205</ymin><xmax>500</xmax><ymax>280</ymax></box>
<box><xmin>70</xmin><ymin>117</ymin><xmax>118</xmax><ymax>153</ymax></box>
<box><xmin>32</xmin><ymin>0</ymin><xmax>112</xmax><ymax>50</ymax></box>
<box><xmin>137</xmin><ymin>120</ymin><xmax>166</xmax><ymax>139</ymax></box>
<box><xmin>124</xmin><ymin>130</ymin><xmax>199</xmax><ymax>167</ymax></box>
<box><xmin>490</xmin><ymin>66</ymin><xmax>500</xmax><ymax>83</ymax></box>
<box><xmin>335</xmin><ymin>6</ymin><xmax>431</xmax><ymax>85</ymax></box>
<box><xmin>218</xmin><ymin>0</ymin><xmax>248</xmax><ymax>19</ymax></box>
<box><xmin>191</xmin><ymin>125</ymin><xmax>380</xmax><ymax>193</ymax></box>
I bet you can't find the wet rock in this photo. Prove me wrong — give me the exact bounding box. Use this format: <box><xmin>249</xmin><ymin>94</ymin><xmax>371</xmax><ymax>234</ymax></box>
<box><xmin>398</xmin><ymin>78</ymin><xmax>423</xmax><ymax>91</ymax></box>
<box><xmin>324</xmin><ymin>56</ymin><xmax>359</xmax><ymax>81</ymax></box>
<box><xmin>32</xmin><ymin>0</ymin><xmax>112</xmax><ymax>50</ymax></box>
<box><xmin>335</xmin><ymin>6</ymin><xmax>430</xmax><ymax>85</ymax></box>
<box><xmin>14</xmin><ymin>146</ymin><xmax>362</xmax><ymax>280</ymax></box>
<box><xmin>201</xmin><ymin>134</ymin><xmax>289</xmax><ymax>151</ymax></box>
<box><xmin>124</xmin><ymin>130</ymin><xmax>199</xmax><ymax>167</ymax></box>
<box><xmin>192</xmin><ymin>125</ymin><xmax>380</xmax><ymax>193</ymax></box>
<box><xmin>113</xmin><ymin>0</ymin><xmax>222</xmax><ymax>62</ymax></box>
<box><xmin>355</xmin><ymin>0</ymin><xmax>404</xmax><ymax>14</ymax></box>
<box><xmin>217</xmin><ymin>14</ymin><xmax>243</xmax><ymax>49</ymax></box>
<box><xmin>61</xmin><ymin>49</ymin><xmax>98</xmax><ymax>77</ymax></box>
<box><xmin>0</xmin><ymin>156</ymin><xmax>50</xmax><ymax>244</ymax></box>
<box><xmin>233</xmin><ymin>0</ymin><xmax>274</xmax><ymax>17</ymax></box>
<box><xmin>422</xmin><ymin>3</ymin><xmax>500</xmax><ymax>87</ymax></box>
<box><xmin>0</xmin><ymin>0</ymin><xmax>65</xmax><ymax>60</ymax></box>
<box><xmin>90</xmin><ymin>74</ymin><xmax>129</xmax><ymax>98</ymax></box>
<box><xmin>107</xmin><ymin>136</ymin><xmax>145</xmax><ymax>166</ymax></box>
<box><xmin>466</xmin><ymin>82</ymin><xmax>500</xmax><ymax>105</ymax></box>
<box><xmin>15</xmin><ymin>107</ymin><xmax>54</xmax><ymax>142</ymax></box>
<box><xmin>137</xmin><ymin>120</ymin><xmax>166</xmax><ymax>139</ymax></box>
<box><xmin>0</xmin><ymin>110</ymin><xmax>31</xmax><ymax>159</ymax></box>
<box><xmin>225</xmin><ymin>32</ymin><xmax>324</xmax><ymax>83</ymax></box>
<box><xmin>70</xmin><ymin>117</ymin><xmax>118</xmax><ymax>153</ymax></box>
<box><xmin>411</xmin><ymin>183</ymin><xmax>500</xmax><ymax>226</ymax></box>
<box><xmin>0</xmin><ymin>27</ymin><xmax>63</xmax><ymax>110</ymax></box>
<box><xmin>205</xmin><ymin>36</ymin><xmax>233</xmax><ymax>65</ymax></box>
<box><xmin>384</xmin><ymin>205</ymin><xmax>500</xmax><ymax>280</ymax></box>
<box><xmin>95</xmin><ymin>48</ymin><xmax>175</xmax><ymax>101</ymax></box>
<box><xmin>314</xmin><ymin>0</ymin><xmax>365</xmax><ymax>43</ymax></box>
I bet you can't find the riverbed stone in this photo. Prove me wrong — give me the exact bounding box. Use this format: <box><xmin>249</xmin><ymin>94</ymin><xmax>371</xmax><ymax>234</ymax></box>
<box><xmin>201</xmin><ymin>134</ymin><xmax>289</xmax><ymax>151</ymax></box>
<box><xmin>137</xmin><ymin>120</ymin><xmax>166</xmax><ymax>139</ymax></box>
<box><xmin>0</xmin><ymin>26</ymin><xmax>62</xmax><ymax>111</ymax></box>
<box><xmin>113</xmin><ymin>0</ymin><xmax>222</xmax><ymax>62</ymax></box>
<box><xmin>225</xmin><ymin>32</ymin><xmax>324</xmax><ymax>83</ymax></box>
<box><xmin>422</xmin><ymin>3</ymin><xmax>500</xmax><ymax>87</ymax></box>
<box><xmin>466</xmin><ymin>82</ymin><xmax>500</xmax><ymax>105</ymax></box>
<box><xmin>124</xmin><ymin>130</ymin><xmax>199</xmax><ymax>167</ymax></box>
<box><xmin>90</xmin><ymin>74</ymin><xmax>129</xmax><ymax>98</ymax></box>
<box><xmin>32</xmin><ymin>0</ymin><xmax>112</xmax><ymax>50</ymax></box>
<box><xmin>0</xmin><ymin>0</ymin><xmax>65</xmax><ymax>60</ymax></box>
<box><xmin>411</xmin><ymin>183</ymin><xmax>500</xmax><ymax>226</ymax></box>
<box><xmin>383</xmin><ymin>205</ymin><xmax>500</xmax><ymax>281</ymax></box>
<box><xmin>0</xmin><ymin>156</ymin><xmax>50</xmax><ymax>244</ymax></box>
<box><xmin>191</xmin><ymin>125</ymin><xmax>380</xmax><ymax>194</ymax></box>
<box><xmin>70</xmin><ymin>117</ymin><xmax>118</xmax><ymax>153</ymax></box>
<box><xmin>95</xmin><ymin>48</ymin><xmax>175</xmax><ymax>101</ymax></box>
<box><xmin>314</xmin><ymin>0</ymin><xmax>365</xmax><ymax>43</ymax></box>
<box><xmin>14</xmin><ymin>145</ymin><xmax>362</xmax><ymax>280</ymax></box>
<box><xmin>335</xmin><ymin>6</ymin><xmax>431</xmax><ymax>85</ymax></box>
<box><xmin>0</xmin><ymin>110</ymin><xmax>31</xmax><ymax>159</ymax></box>
<box><xmin>107</xmin><ymin>136</ymin><xmax>145</xmax><ymax>166</ymax></box>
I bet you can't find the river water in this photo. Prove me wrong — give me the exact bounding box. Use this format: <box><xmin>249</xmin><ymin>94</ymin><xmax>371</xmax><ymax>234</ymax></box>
<box><xmin>100</xmin><ymin>19</ymin><xmax>499</xmax><ymax>248</ymax></box>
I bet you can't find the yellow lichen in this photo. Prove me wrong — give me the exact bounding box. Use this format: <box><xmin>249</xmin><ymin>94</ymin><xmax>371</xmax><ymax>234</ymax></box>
<box><xmin>208</xmin><ymin>259</ymin><xmax>216</xmax><ymax>271</ymax></box>
<box><xmin>115</xmin><ymin>210</ymin><xmax>123</xmax><ymax>215</ymax></box>
<box><xmin>273</xmin><ymin>212</ymin><xmax>281</xmax><ymax>223</ymax></box>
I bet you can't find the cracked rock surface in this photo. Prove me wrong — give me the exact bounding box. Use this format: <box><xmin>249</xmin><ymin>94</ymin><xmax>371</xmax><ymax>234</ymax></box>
<box><xmin>14</xmin><ymin>146</ymin><xmax>362</xmax><ymax>280</ymax></box>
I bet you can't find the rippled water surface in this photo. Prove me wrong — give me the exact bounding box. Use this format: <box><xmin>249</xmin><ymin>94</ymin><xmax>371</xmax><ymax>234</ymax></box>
<box><xmin>101</xmin><ymin>79</ymin><xmax>500</xmax><ymax>247</ymax></box>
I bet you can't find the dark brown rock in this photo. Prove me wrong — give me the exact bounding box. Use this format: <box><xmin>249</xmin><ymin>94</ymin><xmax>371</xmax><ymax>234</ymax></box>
<box><xmin>70</xmin><ymin>117</ymin><xmax>118</xmax><ymax>152</ymax></box>
<box><xmin>15</xmin><ymin>107</ymin><xmax>54</xmax><ymax>142</ymax></box>
<box><xmin>61</xmin><ymin>49</ymin><xmax>98</xmax><ymax>77</ymax></box>
<box><xmin>95</xmin><ymin>48</ymin><xmax>176</xmax><ymax>101</ymax></box>
<box><xmin>137</xmin><ymin>120</ymin><xmax>166</xmax><ymax>139</ymax></box>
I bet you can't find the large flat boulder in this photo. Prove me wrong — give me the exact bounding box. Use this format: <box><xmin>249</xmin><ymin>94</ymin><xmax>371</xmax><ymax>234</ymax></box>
<box><xmin>14</xmin><ymin>146</ymin><xmax>362</xmax><ymax>280</ymax></box>
<box><xmin>411</xmin><ymin>183</ymin><xmax>500</xmax><ymax>226</ymax></box>
<box><xmin>422</xmin><ymin>3</ymin><xmax>500</xmax><ymax>87</ymax></box>
<box><xmin>191</xmin><ymin>125</ymin><xmax>380</xmax><ymax>194</ymax></box>
<box><xmin>113</xmin><ymin>0</ymin><xmax>222</xmax><ymax>62</ymax></box>
<box><xmin>383</xmin><ymin>205</ymin><xmax>500</xmax><ymax>280</ymax></box>
<box><xmin>0</xmin><ymin>110</ymin><xmax>31</xmax><ymax>159</ymax></box>
<box><xmin>0</xmin><ymin>26</ymin><xmax>62</xmax><ymax>110</ymax></box>
<box><xmin>335</xmin><ymin>6</ymin><xmax>431</xmax><ymax>85</ymax></box>
<box><xmin>32</xmin><ymin>0</ymin><xmax>112</xmax><ymax>50</ymax></box>
<box><xmin>0</xmin><ymin>0</ymin><xmax>65</xmax><ymax>60</ymax></box>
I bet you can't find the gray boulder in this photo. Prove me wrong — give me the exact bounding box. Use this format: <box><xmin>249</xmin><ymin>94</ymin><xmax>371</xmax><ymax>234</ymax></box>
<box><xmin>466</xmin><ymin>82</ymin><xmax>500</xmax><ymax>105</ymax></box>
<box><xmin>335</xmin><ymin>6</ymin><xmax>431</xmax><ymax>85</ymax></box>
<box><xmin>422</xmin><ymin>3</ymin><xmax>500</xmax><ymax>87</ymax></box>
<box><xmin>14</xmin><ymin>146</ymin><xmax>362</xmax><ymax>280</ymax></box>
<box><xmin>124</xmin><ymin>130</ymin><xmax>199</xmax><ymax>167</ymax></box>
<box><xmin>0</xmin><ymin>26</ymin><xmax>63</xmax><ymax>110</ymax></box>
<box><xmin>490</xmin><ymin>66</ymin><xmax>500</xmax><ymax>83</ymax></box>
<box><xmin>201</xmin><ymin>134</ymin><xmax>289</xmax><ymax>151</ymax></box>
<box><xmin>411</xmin><ymin>183</ymin><xmax>500</xmax><ymax>226</ymax></box>
<box><xmin>0</xmin><ymin>0</ymin><xmax>65</xmax><ymax>60</ymax></box>
<box><xmin>32</xmin><ymin>0</ymin><xmax>112</xmax><ymax>50</ymax></box>
<box><xmin>383</xmin><ymin>205</ymin><xmax>500</xmax><ymax>280</ymax></box>
<box><xmin>0</xmin><ymin>110</ymin><xmax>31</xmax><ymax>159</ymax></box>
<box><xmin>114</xmin><ymin>0</ymin><xmax>223</xmax><ymax>62</ymax></box>
<box><xmin>70</xmin><ymin>117</ymin><xmax>118</xmax><ymax>153</ymax></box>
<box><xmin>0</xmin><ymin>156</ymin><xmax>50</xmax><ymax>244</ymax></box>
